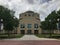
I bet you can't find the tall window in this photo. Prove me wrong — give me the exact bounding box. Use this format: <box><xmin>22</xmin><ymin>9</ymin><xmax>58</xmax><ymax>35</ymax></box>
<box><xmin>27</xmin><ymin>24</ymin><xmax>32</xmax><ymax>28</ymax></box>
<box><xmin>34</xmin><ymin>24</ymin><xmax>38</xmax><ymax>28</ymax></box>
<box><xmin>20</xmin><ymin>24</ymin><xmax>25</xmax><ymax>28</ymax></box>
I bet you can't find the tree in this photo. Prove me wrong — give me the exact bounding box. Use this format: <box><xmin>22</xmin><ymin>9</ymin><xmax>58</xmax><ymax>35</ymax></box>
<box><xmin>41</xmin><ymin>10</ymin><xmax>60</xmax><ymax>35</ymax></box>
<box><xmin>41</xmin><ymin>11</ymin><xmax>57</xmax><ymax>37</ymax></box>
<box><xmin>45</xmin><ymin>11</ymin><xmax>58</xmax><ymax>30</ymax></box>
<box><xmin>13</xmin><ymin>17</ymin><xmax>19</xmax><ymax>34</ymax></box>
<box><xmin>41</xmin><ymin>21</ymin><xmax>48</xmax><ymax>30</ymax></box>
<box><xmin>0</xmin><ymin>6</ymin><xmax>19</xmax><ymax>37</ymax></box>
<box><xmin>57</xmin><ymin>10</ymin><xmax>60</xmax><ymax>20</ymax></box>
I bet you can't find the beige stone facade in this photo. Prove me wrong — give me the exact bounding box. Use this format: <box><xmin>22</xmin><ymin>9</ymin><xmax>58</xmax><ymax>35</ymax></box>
<box><xmin>18</xmin><ymin>11</ymin><xmax>41</xmax><ymax>34</ymax></box>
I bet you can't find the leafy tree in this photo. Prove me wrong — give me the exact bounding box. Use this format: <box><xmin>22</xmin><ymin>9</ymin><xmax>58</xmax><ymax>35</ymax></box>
<box><xmin>41</xmin><ymin>21</ymin><xmax>48</xmax><ymax>30</ymax></box>
<box><xmin>45</xmin><ymin>11</ymin><xmax>58</xmax><ymax>30</ymax></box>
<box><xmin>41</xmin><ymin>10</ymin><xmax>60</xmax><ymax>35</ymax></box>
<box><xmin>13</xmin><ymin>17</ymin><xmax>19</xmax><ymax>34</ymax></box>
<box><xmin>57</xmin><ymin>10</ymin><xmax>60</xmax><ymax>20</ymax></box>
<box><xmin>0</xmin><ymin>6</ymin><xmax>19</xmax><ymax>37</ymax></box>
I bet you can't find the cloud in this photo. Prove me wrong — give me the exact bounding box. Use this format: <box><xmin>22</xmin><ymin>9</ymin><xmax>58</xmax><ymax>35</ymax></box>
<box><xmin>0</xmin><ymin>0</ymin><xmax>60</xmax><ymax>21</ymax></box>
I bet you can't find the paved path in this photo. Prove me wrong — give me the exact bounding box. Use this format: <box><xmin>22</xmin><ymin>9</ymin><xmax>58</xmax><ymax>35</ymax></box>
<box><xmin>5</xmin><ymin>35</ymin><xmax>59</xmax><ymax>41</ymax></box>
<box><xmin>0</xmin><ymin>35</ymin><xmax>60</xmax><ymax>45</ymax></box>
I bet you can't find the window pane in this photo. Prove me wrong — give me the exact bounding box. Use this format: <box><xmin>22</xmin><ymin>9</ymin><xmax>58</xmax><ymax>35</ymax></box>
<box><xmin>27</xmin><ymin>24</ymin><xmax>32</xmax><ymax>28</ymax></box>
<box><xmin>34</xmin><ymin>24</ymin><xmax>38</xmax><ymax>28</ymax></box>
<box><xmin>20</xmin><ymin>24</ymin><xmax>25</xmax><ymax>28</ymax></box>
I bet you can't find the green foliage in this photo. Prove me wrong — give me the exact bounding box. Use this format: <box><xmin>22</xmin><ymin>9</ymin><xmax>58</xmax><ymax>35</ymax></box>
<box><xmin>35</xmin><ymin>34</ymin><xmax>60</xmax><ymax>39</ymax></box>
<box><xmin>41</xmin><ymin>21</ymin><xmax>48</xmax><ymax>30</ymax></box>
<box><xmin>0</xmin><ymin>6</ymin><xmax>19</xmax><ymax>32</ymax></box>
<box><xmin>41</xmin><ymin>10</ymin><xmax>60</xmax><ymax>30</ymax></box>
<box><xmin>13</xmin><ymin>18</ymin><xmax>19</xmax><ymax>28</ymax></box>
<box><xmin>0</xmin><ymin>34</ymin><xmax>24</xmax><ymax>39</ymax></box>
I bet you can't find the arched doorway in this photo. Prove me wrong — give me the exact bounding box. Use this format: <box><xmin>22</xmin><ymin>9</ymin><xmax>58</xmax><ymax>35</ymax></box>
<box><xmin>27</xmin><ymin>30</ymin><xmax>32</xmax><ymax>34</ymax></box>
<box><xmin>34</xmin><ymin>30</ymin><xmax>38</xmax><ymax>34</ymax></box>
<box><xmin>20</xmin><ymin>30</ymin><xmax>25</xmax><ymax>34</ymax></box>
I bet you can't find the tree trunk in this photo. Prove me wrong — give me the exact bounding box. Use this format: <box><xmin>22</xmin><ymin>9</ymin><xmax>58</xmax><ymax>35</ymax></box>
<box><xmin>16</xmin><ymin>27</ymin><xmax>17</xmax><ymax>34</ymax></box>
<box><xmin>50</xmin><ymin>29</ymin><xmax>52</xmax><ymax>38</ymax></box>
<box><xmin>8</xmin><ymin>30</ymin><xmax>11</xmax><ymax>38</ymax></box>
<box><xmin>8</xmin><ymin>30</ymin><xmax>10</xmax><ymax>38</ymax></box>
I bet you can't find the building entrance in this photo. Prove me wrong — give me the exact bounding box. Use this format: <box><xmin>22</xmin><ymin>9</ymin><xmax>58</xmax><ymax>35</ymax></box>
<box><xmin>20</xmin><ymin>30</ymin><xmax>25</xmax><ymax>34</ymax></box>
<box><xmin>27</xmin><ymin>30</ymin><xmax>32</xmax><ymax>34</ymax></box>
<box><xmin>34</xmin><ymin>30</ymin><xmax>38</xmax><ymax>34</ymax></box>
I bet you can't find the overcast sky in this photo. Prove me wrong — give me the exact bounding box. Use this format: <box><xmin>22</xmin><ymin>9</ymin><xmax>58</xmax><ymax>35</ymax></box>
<box><xmin>0</xmin><ymin>0</ymin><xmax>60</xmax><ymax>21</ymax></box>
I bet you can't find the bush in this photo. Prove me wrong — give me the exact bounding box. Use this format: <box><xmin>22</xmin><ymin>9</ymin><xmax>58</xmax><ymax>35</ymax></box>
<box><xmin>0</xmin><ymin>34</ymin><xmax>24</xmax><ymax>39</ymax></box>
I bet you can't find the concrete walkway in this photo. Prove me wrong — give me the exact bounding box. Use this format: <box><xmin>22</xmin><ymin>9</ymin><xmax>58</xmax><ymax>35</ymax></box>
<box><xmin>5</xmin><ymin>35</ymin><xmax>58</xmax><ymax>41</ymax></box>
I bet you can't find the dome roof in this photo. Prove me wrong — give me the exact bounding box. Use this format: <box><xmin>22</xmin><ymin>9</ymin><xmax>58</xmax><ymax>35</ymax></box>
<box><xmin>25</xmin><ymin>11</ymin><xmax>34</xmax><ymax>13</ymax></box>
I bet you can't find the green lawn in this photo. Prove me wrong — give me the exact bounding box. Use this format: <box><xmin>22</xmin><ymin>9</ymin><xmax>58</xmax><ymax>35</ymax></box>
<box><xmin>35</xmin><ymin>34</ymin><xmax>50</xmax><ymax>38</ymax></box>
<box><xmin>35</xmin><ymin>34</ymin><xmax>60</xmax><ymax>39</ymax></box>
<box><xmin>0</xmin><ymin>33</ymin><xmax>24</xmax><ymax>39</ymax></box>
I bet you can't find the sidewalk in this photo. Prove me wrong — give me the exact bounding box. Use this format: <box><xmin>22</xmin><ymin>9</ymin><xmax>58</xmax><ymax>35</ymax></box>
<box><xmin>5</xmin><ymin>35</ymin><xmax>59</xmax><ymax>41</ymax></box>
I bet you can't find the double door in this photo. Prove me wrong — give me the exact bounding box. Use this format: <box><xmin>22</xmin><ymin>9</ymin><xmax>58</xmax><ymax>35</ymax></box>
<box><xmin>27</xmin><ymin>30</ymin><xmax>32</xmax><ymax>34</ymax></box>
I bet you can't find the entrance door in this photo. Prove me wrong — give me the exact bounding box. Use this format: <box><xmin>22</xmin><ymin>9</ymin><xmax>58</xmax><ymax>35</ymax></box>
<box><xmin>27</xmin><ymin>30</ymin><xmax>32</xmax><ymax>34</ymax></box>
<box><xmin>20</xmin><ymin>30</ymin><xmax>25</xmax><ymax>34</ymax></box>
<box><xmin>34</xmin><ymin>30</ymin><xmax>38</xmax><ymax>34</ymax></box>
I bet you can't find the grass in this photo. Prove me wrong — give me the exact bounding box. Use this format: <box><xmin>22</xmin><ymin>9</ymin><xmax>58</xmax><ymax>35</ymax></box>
<box><xmin>0</xmin><ymin>33</ymin><xmax>24</xmax><ymax>39</ymax></box>
<box><xmin>35</xmin><ymin>34</ymin><xmax>50</xmax><ymax>38</ymax></box>
<box><xmin>49</xmin><ymin>34</ymin><xmax>60</xmax><ymax>39</ymax></box>
<box><xmin>14</xmin><ymin>34</ymin><xmax>24</xmax><ymax>38</ymax></box>
<box><xmin>35</xmin><ymin>34</ymin><xmax>60</xmax><ymax>39</ymax></box>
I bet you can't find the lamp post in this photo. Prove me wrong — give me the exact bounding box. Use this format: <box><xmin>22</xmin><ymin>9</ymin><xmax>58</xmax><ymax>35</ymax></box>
<box><xmin>0</xmin><ymin>19</ymin><xmax>3</xmax><ymax>32</ymax></box>
<box><xmin>57</xmin><ymin>18</ymin><xmax>60</xmax><ymax>34</ymax></box>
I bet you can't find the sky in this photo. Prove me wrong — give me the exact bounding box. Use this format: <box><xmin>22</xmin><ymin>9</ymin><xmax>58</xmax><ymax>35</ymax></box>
<box><xmin>0</xmin><ymin>0</ymin><xmax>60</xmax><ymax>21</ymax></box>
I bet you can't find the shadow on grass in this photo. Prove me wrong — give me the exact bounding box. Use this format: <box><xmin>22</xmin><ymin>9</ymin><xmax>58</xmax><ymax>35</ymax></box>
<box><xmin>49</xmin><ymin>35</ymin><xmax>60</xmax><ymax>39</ymax></box>
<box><xmin>35</xmin><ymin>34</ymin><xmax>60</xmax><ymax>39</ymax></box>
